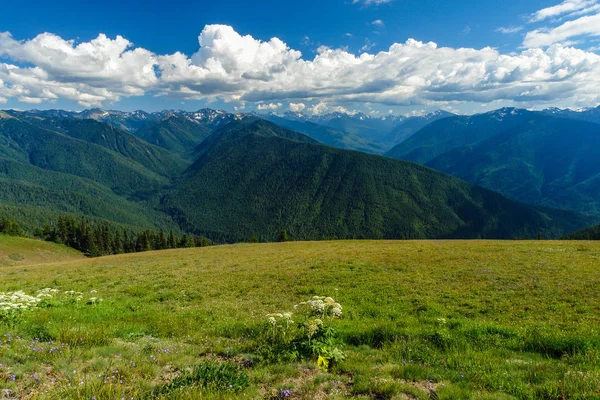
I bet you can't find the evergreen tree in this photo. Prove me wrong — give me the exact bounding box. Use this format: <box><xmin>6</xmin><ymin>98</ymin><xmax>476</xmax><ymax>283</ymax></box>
<box><xmin>168</xmin><ymin>230</ymin><xmax>176</xmax><ymax>249</ymax></box>
<box><xmin>277</xmin><ymin>229</ymin><xmax>289</xmax><ymax>242</ymax></box>
<box><xmin>87</xmin><ymin>233</ymin><xmax>100</xmax><ymax>257</ymax></box>
<box><xmin>158</xmin><ymin>229</ymin><xmax>167</xmax><ymax>250</ymax></box>
<box><xmin>113</xmin><ymin>231</ymin><xmax>124</xmax><ymax>254</ymax></box>
<box><xmin>122</xmin><ymin>230</ymin><xmax>132</xmax><ymax>253</ymax></box>
<box><xmin>101</xmin><ymin>225</ymin><xmax>111</xmax><ymax>255</ymax></box>
<box><xmin>179</xmin><ymin>234</ymin><xmax>194</xmax><ymax>248</ymax></box>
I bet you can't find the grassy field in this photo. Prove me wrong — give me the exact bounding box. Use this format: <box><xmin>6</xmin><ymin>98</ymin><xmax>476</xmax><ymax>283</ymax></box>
<box><xmin>0</xmin><ymin>235</ymin><xmax>84</xmax><ymax>267</ymax></box>
<box><xmin>0</xmin><ymin>240</ymin><xmax>599</xmax><ymax>399</ymax></box>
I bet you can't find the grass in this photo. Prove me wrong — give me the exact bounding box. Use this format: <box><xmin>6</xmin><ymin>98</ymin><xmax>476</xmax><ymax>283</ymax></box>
<box><xmin>0</xmin><ymin>235</ymin><xmax>84</xmax><ymax>267</ymax></box>
<box><xmin>0</xmin><ymin>240</ymin><xmax>599</xmax><ymax>399</ymax></box>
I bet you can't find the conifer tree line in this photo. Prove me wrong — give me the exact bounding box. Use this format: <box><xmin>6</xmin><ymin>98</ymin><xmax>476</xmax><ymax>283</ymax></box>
<box><xmin>36</xmin><ymin>215</ymin><xmax>212</xmax><ymax>257</ymax></box>
<box><xmin>0</xmin><ymin>217</ymin><xmax>23</xmax><ymax>237</ymax></box>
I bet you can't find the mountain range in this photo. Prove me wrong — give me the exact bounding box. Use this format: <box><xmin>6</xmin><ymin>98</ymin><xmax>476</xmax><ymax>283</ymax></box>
<box><xmin>0</xmin><ymin>107</ymin><xmax>592</xmax><ymax>240</ymax></box>
<box><xmin>386</xmin><ymin>107</ymin><xmax>600</xmax><ymax>215</ymax></box>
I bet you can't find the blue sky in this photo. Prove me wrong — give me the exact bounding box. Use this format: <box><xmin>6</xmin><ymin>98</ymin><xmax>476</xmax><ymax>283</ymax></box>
<box><xmin>1</xmin><ymin>0</ymin><xmax>600</xmax><ymax>115</ymax></box>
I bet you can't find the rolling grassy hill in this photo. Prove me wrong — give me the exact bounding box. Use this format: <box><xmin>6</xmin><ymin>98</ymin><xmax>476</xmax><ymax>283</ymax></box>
<box><xmin>161</xmin><ymin>119</ymin><xmax>591</xmax><ymax>241</ymax></box>
<box><xmin>386</xmin><ymin>109</ymin><xmax>600</xmax><ymax>215</ymax></box>
<box><xmin>0</xmin><ymin>234</ymin><xmax>83</xmax><ymax>267</ymax></box>
<box><xmin>0</xmin><ymin>240</ymin><xmax>598</xmax><ymax>398</ymax></box>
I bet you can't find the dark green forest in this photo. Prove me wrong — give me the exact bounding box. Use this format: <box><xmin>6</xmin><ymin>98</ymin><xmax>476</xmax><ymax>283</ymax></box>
<box><xmin>386</xmin><ymin>109</ymin><xmax>600</xmax><ymax>215</ymax></box>
<box><xmin>0</xmin><ymin>108</ymin><xmax>597</xmax><ymax>250</ymax></box>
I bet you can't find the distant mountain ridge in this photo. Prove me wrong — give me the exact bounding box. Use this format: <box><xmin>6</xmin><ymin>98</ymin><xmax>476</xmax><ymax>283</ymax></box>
<box><xmin>386</xmin><ymin>107</ymin><xmax>600</xmax><ymax>215</ymax></box>
<box><xmin>260</xmin><ymin>109</ymin><xmax>456</xmax><ymax>151</ymax></box>
<box><xmin>542</xmin><ymin>106</ymin><xmax>600</xmax><ymax>125</ymax></box>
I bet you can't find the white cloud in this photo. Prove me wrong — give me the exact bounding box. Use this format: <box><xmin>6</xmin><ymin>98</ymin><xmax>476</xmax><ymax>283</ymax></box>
<box><xmin>256</xmin><ymin>102</ymin><xmax>282</xmax><ymax>110</ymax></box>
<box><xmin>0</xmin><ymin>32</ymin><xmax>157</xmax><ymax>106</ymax></box>
<box><xmin>360</xmin><ymin>38</ymin><xmax>376</xmax><ymax>52</ymax></box>
<box><xmin>524</xmin><ymin>13</ymin><xmax>600</xmax><ymax>47</ymax></box>
<box><xmin>289</xmin><ymin>102</ymin><xmax>306</xmax><ymax>112</ymax></box>
<box><xmin>372</xmin><ymin>20</ymin><xmax>385</xmax><ymax>28</ymax></box>
<box><xmin>1</xmin><ymin>25</ymin><xmax>600</xmax><ymax>111</ymax></box>
<box><xmin>308</xmin><ymin>101</ymin><xmax>359</xmax><ymax>115</ymax></box>
<box><xmin>496</xmin><ymin>26</ymin><xmax>523</xmax><ymax>34</ymax></box>
<box><xmin>529</xmin><ymin>0</ymin><xmax>597</xmax><ymax>22</ymax></box>
<box><xmin>352</xmin><ymin>0</ymin><xmax>393</xmax><ymax>5</ymax></box>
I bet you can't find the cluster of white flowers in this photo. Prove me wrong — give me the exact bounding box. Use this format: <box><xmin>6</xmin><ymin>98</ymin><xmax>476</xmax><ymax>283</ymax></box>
<box><xmin>266</xmin><ymin>312</ymin><xmax>294</xmax><ymax>326</ymax></box>
<box><xmin>87</xmin><ymin>297</ymin><xmax>102</xmax><ymax>305</ymax></box>
<box><xmin>295</xmin><ymin>296</ymin><xmax>343</xmax><ymax>319</ymax></box>
<box><xmin>0</xmin><ymin>291</ymin><xmax>42</xmax><ymax>312</ymax></box>
<box><xmin>36</xmin><ymin>288</ymin><xmax>60</xmax><ymax>300</ymax></box>
<box><xmin>0</xmin><ymin>288</ymin><xmax>97</xmax><ymax>315</ymax></box>
<box><xmin>0</xmin><ymin>288</ymin><xmax>61</xmax><ymax>312</ymax></box>
<box><xmin>64</xmin><ymin>290</ymin><xmax>84</xmax><ymax>302</ymax></box>
<box><xmin>305</xmin><ymin>318</ymin><xmax>323</xmax><ymax>338</ymax></box>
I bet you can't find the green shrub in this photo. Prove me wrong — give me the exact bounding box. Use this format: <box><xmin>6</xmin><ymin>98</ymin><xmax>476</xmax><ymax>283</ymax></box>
<box><xmin>258</xmin><ymin>296</ymin><xmax>346</xmax><ymax>371</ymax></box>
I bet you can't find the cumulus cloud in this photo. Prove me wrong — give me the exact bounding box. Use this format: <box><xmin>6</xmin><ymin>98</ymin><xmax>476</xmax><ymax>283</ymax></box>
<box><xmin>158</xmin><ymin>26</ymin><xmax>600</xmax><ymax>108</ymax></box>
<box><xmin>1</xmin><ymin>24</ymin><xmax>600</xmax><ymax>110</ymax></box>
<box><xmin>372</xmin><ymin>20</ymin><xmax>385</xmax><ymax>28</ymax></box>
<box><xmin>257</xmin><ymin>102</ymin><xmax>282</xmax><ymax>110</ymax></box>
<box><xmin>0</xmin><ymin>32</ymin><xmax>157</xmax><ymax>106</ymax></box>
<box><xmin>289</xmin><ymin>102</ymin><xmax>306</xmax><ymax>112</ymax></box>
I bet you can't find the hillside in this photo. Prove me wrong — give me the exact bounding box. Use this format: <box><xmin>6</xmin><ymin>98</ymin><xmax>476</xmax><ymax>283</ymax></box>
<box><xmin>161</xmin><ymin>119</ymin><xmax>591</xmax><ymax>241</ymax></box>
<box><xmin>0</xmin><ymin>240</ymin><xmax>598</xmax><ymax>398</ymax></box>
<box><xmin>262</xmin><ymin>114</ymin><xmax>385</xmax><ymax>153</ymax></box>
<box><xmin>0</xmin><ymin>158</ymin><xmax>180</xmax><ymax>230</ymax></box>
<box><xmin>0</xmin><ymin>115</ymin><xmax>183</xmax><ymax>232</ymax></box>
<box><xmin>563</xmin><ymin>223</ymin><xmax>600</xmax><ymax>240</ymax></box>
<box><xmin>133</xmin><ymin>115</ymin><xmax>213</xmax><ymax>157</ymax></box>
<box><xmin>12</xmin><ymin>116</ymin><xmax>189</xmax><ymax>178</ymax></box>
<box><xmin>387</xmin><ymin>109</ymin><xmax>600</xmax><ymax>215</ymax></box>
<box><xmin>0</xmin><ymin>234</ymin><xmax>83</xmax><ymax>267</ymax></box>
<box><xmin>0</xmin><ymin>117</ymin><xmax>172</xmax><ymax>194</ymax></box>
<box><xmin>378</xmin><ymin>110</ymin><xmax>455</xmax><ymax>149</ymax></box>
<box><xmin>385</xmin><ymin>108</ymin><xmax>537</xmax><ymax>164</ymax></box>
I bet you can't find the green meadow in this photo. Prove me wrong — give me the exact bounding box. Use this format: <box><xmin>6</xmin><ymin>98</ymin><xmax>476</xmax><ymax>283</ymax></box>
<box><xmin>0</xmin><ymin>236</ymin><xmax>599</xmax><ymax>399</ymax></box>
